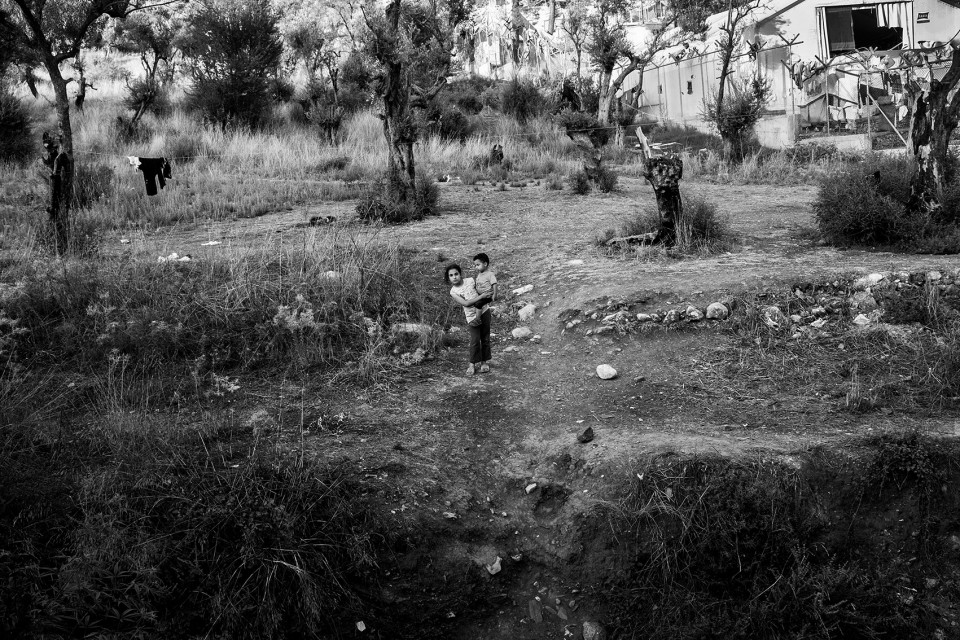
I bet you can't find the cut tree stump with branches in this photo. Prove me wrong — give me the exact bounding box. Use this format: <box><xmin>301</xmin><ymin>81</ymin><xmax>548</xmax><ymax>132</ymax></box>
<box><xmin>632</xmin><ymin>128</ymin><xmax>684</xmax><ymax>246</ymax></box>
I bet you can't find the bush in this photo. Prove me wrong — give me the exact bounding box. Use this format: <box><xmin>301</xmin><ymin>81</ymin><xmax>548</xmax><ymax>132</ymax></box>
<box><xmin>0</xmin><ymin>90</ymin><xmax>33</xmax><ymax>163</ymax></box>
<box><xmin>814</xmin><ymin>155</ymin><xmax>914</xmax><ymax>246</ymax></box>
<box><xmin>423</xmin><ymin>102</ymin><xmax>472</xmax><ymax>142</ymax></box>
<box><xmin>121</xmin><ymin>77</ymin><xmax>170</xmax><ymax>120</ymax></box>
<box><xmin>444</xmin><ymin>75</ymin><xmax>495</xmax><ymax>115</ymax></box>
<box><xmin>569</xmin><ymin>170</ymin><xmax>591</xmax><ymax>195</ymax></box>
<box><xmin>501</xmin><ymin>79</ymin><xmax>545</xmax><ymax>123</ymax></box>
<box><xmin>356</xmin><ymin>173</ymin><xmax>439</xmax><ymax>224</ymax></box>
<box><xmin>676</xmin><ymin>191</ymin><xmax>731</xmax><ymax>252</ymax></box>
<box><xmin>180</xmin><ymin>0</ymin><xmax>284</xmax><ymax>127</ymax></box>
<box><xmin>594</xmin><ymin>165</ymin><xmax>618</xmax><ymax>193</ymax></box>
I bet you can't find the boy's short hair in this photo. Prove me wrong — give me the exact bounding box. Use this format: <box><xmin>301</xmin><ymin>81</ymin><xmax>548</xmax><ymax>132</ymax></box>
<box><xmin>444</xmin><ymin>263</ymin><xmax>462</xmax><ymax>283</ymax></box>
<box><xmin>473</xmin><ymin>252</ymin><xmax>490</xmax><ymax>265</ymax></box>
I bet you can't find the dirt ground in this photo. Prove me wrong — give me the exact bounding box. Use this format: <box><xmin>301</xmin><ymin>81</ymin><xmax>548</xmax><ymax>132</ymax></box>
<box><xmin>126</xmin><ymin>176</ymin><xmax>960</xmax><ymax>638</ymax></box>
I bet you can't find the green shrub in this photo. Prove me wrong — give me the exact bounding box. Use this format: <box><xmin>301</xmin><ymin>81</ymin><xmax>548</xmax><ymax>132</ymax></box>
<box><xmin>544</xmin><ymin>173</ymin><xmax>564</xmax><ymax>190</ymax></box>
<box><xmin>356</xmin><ymin>173</ymin><xmax>439</xmax><ymax>224</ymax></box>
<box><xmin>0</xmin><ymin>90</ymin><xmax>33</xmax><ymax>163</ymax></box>
<box><xmin>569</xmin><ymin>169</ymin><xmax>591</xmax><ymax>195</ymax></box>
<box><xmin>677</xmin><ymin>191</ymin><xmax>730</xmax><ymax>250</ymax></box>
<box><xmin>444</xmin><ymin>75</ymin><xmax>495</xmax><ymax>115</ymax></box>
<box><xmin>594</xmin><ymin>165</ymin><xmax>618</xmax><ymax>193</ymax></box>
<box><xmin>501</xmin><ymin>79</ymin><xmax>545</xmax><ymax>124</ymax></box>
<box><xmin>814</xmin><ymin>156</ymin><xmax>912</xmax><ymax>246</ymax></box>
<box><xmin>180</xmin><ymin>0</ymin><xmax>284</xmax><ymax>127</ymax></box>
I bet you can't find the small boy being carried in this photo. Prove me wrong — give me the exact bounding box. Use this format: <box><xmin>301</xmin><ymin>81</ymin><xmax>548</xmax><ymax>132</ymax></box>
<box><xmin>469</xmin><ymin>252</ymin><xmax>498</xmax><ymax>327</ymax></box>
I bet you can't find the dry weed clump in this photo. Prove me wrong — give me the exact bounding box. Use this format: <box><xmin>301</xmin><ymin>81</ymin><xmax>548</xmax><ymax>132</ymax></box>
<box><xmin>2</xmin><ymin>233</ymin><xmax>448</xmax><ymax>382</ymax></box>
<box><xmin>597</xmin><ymin>450</ymin><xmax>958</xmax><ymax>639</ymax></box>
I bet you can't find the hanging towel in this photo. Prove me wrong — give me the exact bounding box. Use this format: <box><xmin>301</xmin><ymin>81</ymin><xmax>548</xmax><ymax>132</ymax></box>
<box><xmin>135</xmin><ymin>157</ymin><xmax>172</xmax><ymax>196</ymax></box>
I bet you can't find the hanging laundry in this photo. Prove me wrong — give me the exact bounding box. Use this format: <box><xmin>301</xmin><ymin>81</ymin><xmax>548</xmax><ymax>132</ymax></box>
<box><xmin>131</xmin><ymin>157</ymin><xmax>173</xmax><ymax>196</ymax></box>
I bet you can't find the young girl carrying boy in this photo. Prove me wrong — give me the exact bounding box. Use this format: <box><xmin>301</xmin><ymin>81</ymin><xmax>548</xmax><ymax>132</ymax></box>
<box><xmin>446</xmin><ymin>253</ymin><xmax>498</xmax><ymax>375</ymax></box>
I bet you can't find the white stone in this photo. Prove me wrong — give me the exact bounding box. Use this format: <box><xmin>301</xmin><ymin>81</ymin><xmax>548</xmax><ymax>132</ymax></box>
<box><xmin>596</xmin><ymin>364</ymin><xmax>618</xmax><ymax>380</ymax></box>
<box><xmin>852</xmin><ymin>314</ymin><xmax>872</xmax><ymax>326</ymax></box>
<box><xmin>323</xmin><ymin>270</ymin><xmax>342</xmax><ymax>280</ymax></box>
<box><xmin>927</xmin><ymin>270</ymin><xmax>943</xmax><ymax>282</ymax></box>
<box><xmin>636</xmin><ymin>313</ymin><xmax>653</xmax><ymax>322</ymax></box>
<box><xmin>502</xmin><ymin>345</ymin><xmax>519</xmax><ymax>353</ymax></box>
<box><xmin>853</xmin><ymin>273</ymin><xmax>885</xmax><ymax>290</ymax></box>
<box><xmin>393</xmin><ymin>322</ymin><xmax>432</xmax><ymax>334</ymax></box>
<box><xmin>511</xmin><ymin>327</ymin><xmax>532</xmax><ymax>339</ymax></box>
<box><xmin>518</xmin><ymin>304</ymin><xmax>537</xmax><ymax>322</ymax></box>
<box><xmin>849</xmin><ymin>291</ymin><xmax>878</xmax><ymax>313</ymax></box>
<box><xmin>567</xmin><ymin>259</ymin><xmax>584</xmax><ymax>266</ymax></box>
<box><xmin>705</xmin><ymin>302</ymin><xmax>728</xmax><ymax>320</ymax></box>
<box><xmin>583</xmin><ymin>621</ymin><xmax>607</xmax><ymax>640</ymax></box>
<box><xmin>763</xmin><ymin>306</ymin><xmax>785</xmax><ymax>327</ymax></box>
<box><xmin>525</xmin><ymin>482</ymin><xmax>538</xmax><ymax>494</ymax></box>
<box><xmin>685</xmin><ymin>306</ymin><xmax>704</xmax><ymax>321</ymax></box>
<box><xmin>512</xmin><ymin>284</ymin><xmax>534</xmax><ymax>295</ymax></box>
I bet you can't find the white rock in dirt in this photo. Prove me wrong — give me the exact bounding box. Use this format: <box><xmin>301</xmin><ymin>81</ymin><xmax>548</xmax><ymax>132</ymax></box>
<box><xmin>531</xmin><ymin>334</ymin><xmax>542</xmax><ymax>343</ymax></box>
<box><xmin>849</xmin><ymin>291</ymin><xmax>879</xmax><ymax>313</ymax></box>
<box><xmin>583</xmin><ymin>621</ymin><xmax>607</xmax><ymax>640</ymax></box>
<box><xmin>852</xmin><ymin>313</ymin><xmax>872</xmax><ymax>326</ymax></box>
<box><xmin>927</xmin><ymin>270</ymin><xmax>943</xmax><ymax>282</ymax></box>
<box><xmin>485</xmin><ymin>556</ymin><xmax>502</xmax><ymax>575</ymax></box>
<box><xmin>596</xmin><ymin>364</ymin><xmax>618</xmax><ymax>380</ymax></box>
<box><xmin>853</xmin><ymin>273</ymin><xmax>886</xmax><ymax>290</ymax></box>
<box><xmin>705</xmin><ymin>302</ymin><xmax>729</xmax><ymax>320</ymax></box>
<box><xmin>323</xmin><ymin>270</ymin><xmax>342</xmax><ymax>280</ymax></box>
<box><xmin>518</xmin><ymin>304</ymin><xmax>537</xmax><ymax>322</ymax></box>
<box><xmin>513</xmin><ymin>284</ymin><xmax>534</xmax><ymax>295</ymax></box>
<box><xmin>502</xmin><ymin>345</ymin><xmax>519</xmax><ymax>353</ymax></box>
<box><xmin>567</xmin><ymin>259</ymin><xmax>584</xmax><ymax>266</ymax></box>
<box><xmin>525</xmin><ymin>482</ymin><xmax>538</xmax><ymax>494</ymax></box>
<box><xmin>685</xmin><ymin>306</ymin><xmax>704</xmax><ymax>321</ymax></box>
<box><xmin>393</xmin><ymin>322</ymin><xmax>433</xmax><ymax>334</ymax></box>
<box><xmin>601</xmin><ymin>312</ymin><xmax>619</xmax><ymax>323</ymax></box>
<box><xmin>636</xmin><ymin>313</ymin><xmax>653</xmax><ymax>322</ymax></box>
<box><xmin>763</xmin><ymin>306</ymin><xmax>786</xmax><ymax>327</ymax></box>
<box><xmin>512</xmin><ymin>327</ymin><xmax>532</xmax><ymax>339</ymax></box>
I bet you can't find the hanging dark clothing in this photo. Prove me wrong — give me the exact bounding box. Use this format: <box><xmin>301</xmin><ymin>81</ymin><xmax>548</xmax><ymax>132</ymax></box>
<box><xmin>137</xmin><ymin>158</ymin><xmax>172</xmax><ymax>196</ymax></box>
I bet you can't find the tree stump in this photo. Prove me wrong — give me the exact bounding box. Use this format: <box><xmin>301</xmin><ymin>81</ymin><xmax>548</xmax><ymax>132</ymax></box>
<box><xmin>642</xmin><ymin>155</ymin><xmax>683</xmax><ymax>246</ymax></box>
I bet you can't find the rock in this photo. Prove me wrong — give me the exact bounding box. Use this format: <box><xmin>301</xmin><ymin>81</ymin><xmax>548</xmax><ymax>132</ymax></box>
<box><xmin>512</xmin><ymin>327</ymin><xmax>532</xmax><ymax>339</ymax></box>
<box><xmin>531</xmin><ymin>334</ymin><xmax>542</xmax><ymax>343</ymax></box>
<box><xmin>593</xmin><ymin>326</ymin><xmax>614</xmax><ymax>334</ymax></box>
<box><xmin>577</xmin><ymin>426</ymin><xmax>594</xmax><ymax>443</ymax></box>
<box><xmin>849</xmin><ymin>291</ymin><xmax>878</xmax><ymax>313</ymax></box>
<box><xmin>853</xmin><ymin>273</ymin><xmax>885</xmax><ymax>290</ymax></box>
<box><xmin>518</xmin><ymin>304</ymin><xmax>537</xmax><ymax>322</ymax></box>
<box><xmin>567</xmin><ymin>259</ymin><xmax>584</xmax><ymax>266</ymax></box>
<box><xmin>525</xmin><ymin>482</ymin><xmax>538</xmax><ymax>494</ymax></box>
<box><xmin>323</xmin><ymin>270</ymin><xmax>342</xmax><ymax>280</ymax></box>
<box><xmin>529</xmin><ymin>599</ymin><xmax>543</xmax><ymax>623</ymax></box>
<box><xmin>583</xmin><ymin>620</ymin><xmax>607</xmax><ymax>640</ymax></box>
<box><xmin>852</xmin><ymin>313</ymin><xmax>872</xmax><ymax>326</ymax></box>
<box><xmin>636</xmin><ymin>313</ymin><xmax>653</xmax><ymax>322</ymax></box>
<box><xmin>789</xmin><ymin>314</ymin><xmax>802</xmax><ymax>323</ymax></box>
<box><xmin>596</xmin><ymin>364</ymin><xmax>618</xmax><ymax>380</ymax></box>
<box><xmin>763</xmin><ymin>306</ymin><xmax>786</xmax><ymax>327</ymax></box>
<box><xmin>705</xmin><ymin>302</ymin><xmax>729</xmax><ymax>320</ymax></box>
<box><xmin>393</xmin><ymin>322</ymin><xmax>433</xmax><ymax>335</ymax></box>
<box><xmin>485</xmin><ymin>556</ymin><xmax>502</xmax><ymax>575</ymax></box>
<box><xmin>927</xmin><ymin>270</ymin><xmax>943</xmax><ymax>282</ymax></box>
<box><xmin>663</xmin><ymin>309</ymin><xmax>680</xmax><ymax>324</ymax></box>
<box><xmin>502</xmin><ymin>345</ymin><xmax>519</xmax><ymax>353</ymax></box>
<box><xmin>513</xmin><ymin>284</ymin><xmax>534</xmax><ymax>295</ymax></box>
<box><xmin>685</xmin><ymin>306</ymin><xmax>704</xmax><ymax>321</ymax></box>
<box><xmin>811</xmin><ymin>306</ymin><xmax>827</xmax><ymax>317</ymax></box>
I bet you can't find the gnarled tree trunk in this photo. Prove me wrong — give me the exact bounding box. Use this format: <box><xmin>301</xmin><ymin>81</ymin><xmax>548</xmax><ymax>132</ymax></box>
<box><xmin>43</xmin><ymin>58</ymin><xmax>74</xmax><ymax>253</ymax></box>
<box><xmin>380</xmin><ymin>0</ymin><xmax>416</xmax><ymax>204</ymax></box>
<box><xmin>908</xmin><ymin>48</ymin><xmax>960</xmax><ymax>216</ymax></box>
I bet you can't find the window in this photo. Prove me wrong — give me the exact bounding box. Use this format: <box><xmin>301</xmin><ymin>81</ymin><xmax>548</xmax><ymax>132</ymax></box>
<box><xmin>823</xmin><ymin>4</ymin><xmax>903</xmax><ymax>56</ymax></box>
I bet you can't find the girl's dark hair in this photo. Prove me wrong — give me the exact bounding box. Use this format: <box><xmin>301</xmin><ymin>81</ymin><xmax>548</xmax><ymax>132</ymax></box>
<box><xmin>473</xmin><ymin>252</ymin><xmax>490</xmax><ymax>264</ymax></box>
<box><xmin>444</xmin><ymin>263</ymin><xmax>462</xmax><ymax>283</ymax></box>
